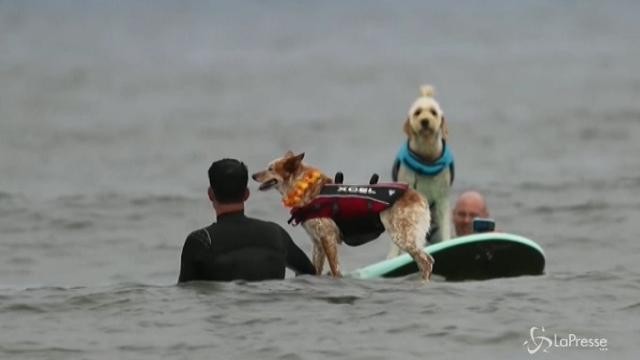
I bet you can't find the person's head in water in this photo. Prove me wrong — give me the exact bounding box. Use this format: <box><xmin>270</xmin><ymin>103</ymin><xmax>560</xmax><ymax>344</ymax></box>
<box><xmin>452</xmin><ymin>190</ymin><xmax>489</xmax><ymax>237</ymax></box>
<box><xmin>208</xmin><ymin>159</ymin><xmax>249</xmax><ymax>208</ymax></box>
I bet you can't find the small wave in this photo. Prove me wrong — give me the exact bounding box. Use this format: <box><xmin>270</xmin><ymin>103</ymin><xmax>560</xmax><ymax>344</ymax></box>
<box><xmin>50</xmin><ymin>218</ymin><xmax>94</xmax><ymax>230</ymax></box>
<box><xmin>0</xmin><ymin>191</ymin><xmax>13</xmax><ymax>201</ymax></box>
<box><xmin>551</xmin><ymin>271</ymin><xmax>622</xmax><ymax>282</ymax></box>
<box><xmin>117</xmin><ymin>344</ymin><xmax>156</xmax><ymax>352</ymax></box>
<box><xmin>600</xmin><ymin>108</ymin><xmax>640</xmax><ymax>124</ymax></box>
<box><xmin>53</xmin><ymin>193</ymin><xmax>197</xmax><ymax>208</ymax></box>
<box><xmin>278</xmin><ymin>353</ymin><xmax>305</xmax><ymax>360</ymax></box>
<box><xmin>0</xmin><ymin>192</ymin><xmax>28</xmax><ymax>212</ymax></box>
<box><xmin>130</xmin><ymin>194</ymin><xmax>195</xmax><ymax>206</ymax></box>
<box><xmin>519</xmin><ymin>177</ymin><xmax>640</xmax><ymax>192</ymax></box>
<box><xmin>518</xmin><ymin>181</ymin><xmax>576</xmax><ymax>192</ymax></box>
<box><xmin>617</xmin><ymin>176</ymin><xmax>640</xmax><ymax>189</ymax></box>
<box><xmin>7</xmin><ymin>256</ymin><xmax>36</xmax><ymax>265</ymax></box>
<box><xmin>317</xmin><ymin>295</ymin><xmax>360</xmax><ymax>305</ymax></box>
<box><xmin>0</xmin><ymin>345</ymin><xmax>84</xmax><ymax>356</ymax></box>
<box><xmin>237</xmin><ymin>317</ymin><xmax>285</xmax><ymax>326</ymax></box>
<box><xmin>530</xmin><ymin>200</ymin><xmax>610</xmax><ymax>215</ymax></box>
<box><xmin>455</xmin><ymin>329</ymin><xmax>524</xmax><ymax>346</ymax></box>
<box><xmin>167</xmin><ymin>343</ymin><xmax>215</xmax><ymax>352</ymax></box>
<box><xmin>386</xmin><ymin>323</ymin><xmax>422</xmax><ymax>334</ymax></box>
<box><xmin>619</xmin><ymin>302</ymin><xmax>640</xmax><ymax>311</ymax></box>
<box><xmin>579</xmin><ymin>126</ymin><xmax>629</xmax><ymax>141</ymax></box>
<box><xmin>54</xmin><ymin>193</ymin><xmax>122</xmax><ymax>207</ymax></box>
<box><xmin>0</xmin><ymin>303</ymin><xmax>47</xmax><ymax>313</ymax></box>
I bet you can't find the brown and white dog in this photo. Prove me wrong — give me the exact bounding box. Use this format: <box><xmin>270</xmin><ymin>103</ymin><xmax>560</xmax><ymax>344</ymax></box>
<box><xmin>390</xmin><ymin>85</ymin><xmax>454</xmax><ymax>256</ymax></box>
<box><xmin>252</xmin><ymin>151</ymin><xmax>434</xmax><ymax>281</ymax></box>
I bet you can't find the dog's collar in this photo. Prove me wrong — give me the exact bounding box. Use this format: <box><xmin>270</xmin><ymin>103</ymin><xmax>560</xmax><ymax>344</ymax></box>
<box><xmin>395</xmin><ymin>141</ymin><xmax>454</xmax><ymax>177</ymax></box>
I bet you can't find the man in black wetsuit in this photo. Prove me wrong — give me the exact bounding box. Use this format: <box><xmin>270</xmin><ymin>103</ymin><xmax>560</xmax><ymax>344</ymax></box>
<box><xmin>178</xmin><ymin>158</ymin><xmax>316</xmax><ymax>282</ymax></box>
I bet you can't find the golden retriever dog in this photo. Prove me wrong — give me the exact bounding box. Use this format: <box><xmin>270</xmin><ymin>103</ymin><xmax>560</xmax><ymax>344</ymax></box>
<box><xmin>390</xmin><ymin>85</ymin><xmax>454</xmax><ymax>256</ymax></box>
<box><xmin>252</xmin><ymin>151</ymin><xmax>434</xmax><ymax>281</ymax></box>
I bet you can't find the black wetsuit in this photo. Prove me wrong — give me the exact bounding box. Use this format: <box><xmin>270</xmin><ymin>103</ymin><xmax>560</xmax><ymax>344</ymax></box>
<box><xmin>178</xmin><ymin>210</ymin><xmax>316</xmax><ymax>282</ymax></box>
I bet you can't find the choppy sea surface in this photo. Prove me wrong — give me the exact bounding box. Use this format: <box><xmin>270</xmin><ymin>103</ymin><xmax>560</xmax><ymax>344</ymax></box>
<box><xmin>1</xmin><ymin>1</ymin><xmax>639</xmax><ymax>359</ymax></box>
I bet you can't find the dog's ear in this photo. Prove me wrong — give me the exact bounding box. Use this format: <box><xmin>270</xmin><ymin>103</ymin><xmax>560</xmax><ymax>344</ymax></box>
<box><xmin>284</xmin><ymin>150</ymin><xmax>294</xmax><ymax>158</ymax></box>
<box><xmin>441</xmin><ymin>115</ymin><xmax>449</xmax><ymax>140</ymax></box>
<box><xmin>403</xmin><ymin>117</ymin><xmax>412</xmax><ymax>137</ymax></box>
<box><xmin>284</xmin><ymin>152</ymin><xmax>305</xmax><ymax>173</ymax></box>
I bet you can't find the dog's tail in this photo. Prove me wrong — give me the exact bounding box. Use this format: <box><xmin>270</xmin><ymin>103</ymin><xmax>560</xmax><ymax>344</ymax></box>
<box><xmin>420</xmin><ymin>85</ymin><xmax>435</xmax><ymax>98</ymax></box>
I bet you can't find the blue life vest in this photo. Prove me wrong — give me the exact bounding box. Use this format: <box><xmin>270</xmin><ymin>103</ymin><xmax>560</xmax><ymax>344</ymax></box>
<box><xmin>392</xmin><ymin>141</ymin><xmax>455</xmax><ymax>184</ymax></box>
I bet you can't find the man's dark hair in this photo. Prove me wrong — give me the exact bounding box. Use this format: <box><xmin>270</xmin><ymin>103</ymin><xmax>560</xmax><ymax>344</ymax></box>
<box><xmin>208</xmin><ymin>158</ymin><xmax>248</xmax><ymax>204</ymax></box>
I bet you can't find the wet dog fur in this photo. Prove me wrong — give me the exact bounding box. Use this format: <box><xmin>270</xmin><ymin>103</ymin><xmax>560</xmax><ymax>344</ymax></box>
<box><xmin>389</xmin><ymin>85</ymin><xmax>453</xmax><ymax>256</ymax></box>
<box><xmin>252</xmin><ymin>151</ymin><xmax>434</xmax><ymax>281</ymax></box>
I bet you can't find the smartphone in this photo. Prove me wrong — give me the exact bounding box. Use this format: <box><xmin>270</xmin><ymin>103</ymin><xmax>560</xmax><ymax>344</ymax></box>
<box><xmin>472</xmin><ymin>218</ymin><xmax>495</xmax><ymax>233</ymax></box>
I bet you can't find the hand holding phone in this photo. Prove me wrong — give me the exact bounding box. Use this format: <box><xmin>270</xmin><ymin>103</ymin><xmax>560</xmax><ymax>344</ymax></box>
<box><xmin>472</xmin><ymin>218</ymin><xmax>495</xmax><ymax>233</ymax></box>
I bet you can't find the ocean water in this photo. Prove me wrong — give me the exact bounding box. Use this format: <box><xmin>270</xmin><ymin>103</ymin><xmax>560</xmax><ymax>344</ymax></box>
<box><xmin>1</xmin><ymin>1</ymin><xmax>639</xmax><ymax>359</ymax></box>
